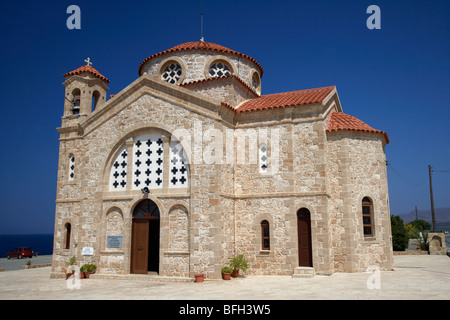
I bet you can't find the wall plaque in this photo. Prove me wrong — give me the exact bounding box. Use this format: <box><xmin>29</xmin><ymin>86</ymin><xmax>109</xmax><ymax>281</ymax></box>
<box><xmin>106</xmin><ymin>236</ymin><xmax>123</xmax><ymax>248</ymax></box>
<box><xmin>81</xmin><ymin>247</ymin><xmax>94</xmax><ymax>256</ymax></box>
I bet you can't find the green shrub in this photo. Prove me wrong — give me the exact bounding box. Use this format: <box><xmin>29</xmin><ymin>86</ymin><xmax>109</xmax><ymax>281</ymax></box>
<box><xmin>391</xmin><ymin>215</ymin><xmax>408</xmax><ymax>251</ymax></box>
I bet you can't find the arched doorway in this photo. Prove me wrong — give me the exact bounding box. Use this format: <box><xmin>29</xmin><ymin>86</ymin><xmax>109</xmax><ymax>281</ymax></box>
<box><xmin>130</xmin><ymin>199</ymin><xmax>160</xmax><ymax>274</ymax></box>
<box><xmin>297</xmin><ymin>208</ymin><xmax>313</xmax><ymax>267</ymax></box>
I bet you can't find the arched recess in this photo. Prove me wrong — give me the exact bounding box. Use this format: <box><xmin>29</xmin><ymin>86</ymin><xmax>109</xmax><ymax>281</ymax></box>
<box><xmin>167</xmin><ymin>204</ymin><xmax>189</xmax><ymax>252</ymax></box>
<box><xmin>104</xmin><ymin>207</ymin><xmax>124</xmax><ymax>251</ymax></box>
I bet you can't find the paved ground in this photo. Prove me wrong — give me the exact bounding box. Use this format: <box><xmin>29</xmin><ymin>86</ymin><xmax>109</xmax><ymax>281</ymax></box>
<box><xmin>0</xmin><ymin>255</ymin><xmax>52</xmax><ymax>271</ymax></box>
<box><xmin>0</xmin><ymin>255</ymin><xmax>449</xmax><ymax>300</ymax></box>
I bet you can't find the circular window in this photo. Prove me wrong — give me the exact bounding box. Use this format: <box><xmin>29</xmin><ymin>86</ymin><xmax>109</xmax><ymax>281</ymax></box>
<box><xmin>209</xmin><ymin>62</ymin><xmax>231</xmax><ymax>78</ymax></box>
<box><xmin>161</xmin><ymin>62</ymin><xmax>182</xmax><ymax>84</ymax></box>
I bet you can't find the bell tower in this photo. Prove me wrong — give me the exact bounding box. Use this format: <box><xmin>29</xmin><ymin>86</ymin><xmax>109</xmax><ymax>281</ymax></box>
<box><xmin>62</xmin><ymin>58</ymin><xmax>110</xmax><ymax>120</ymax></box>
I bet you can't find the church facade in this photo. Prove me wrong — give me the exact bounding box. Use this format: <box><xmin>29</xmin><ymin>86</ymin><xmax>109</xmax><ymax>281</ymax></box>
<box><xmin>51</xmin><ymin>41</ymin><xmax>393</xmax><ymax>279</ymax></box>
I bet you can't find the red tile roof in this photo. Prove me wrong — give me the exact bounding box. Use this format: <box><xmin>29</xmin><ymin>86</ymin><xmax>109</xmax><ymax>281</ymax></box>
<box><xmin>63</xmin><ymin>65</ymin><xmax>110</xmax><ymax>83</ymax></box>
<box><xmin>327</xmin><ymin>112</ymin><xmax>389</xmax><ymax>143</ymax></box>
<box><xmin>236</xmin><ymin>86</ymin><xmax>335</xmax><ymax>113</ymax></box>
<box><xmin>138</xmin><ymin>41</ymin><xmax>264</xmax><ymax>77</ymax></box>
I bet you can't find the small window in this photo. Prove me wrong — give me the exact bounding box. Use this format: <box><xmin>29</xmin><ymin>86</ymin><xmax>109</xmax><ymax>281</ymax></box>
<box><xmin>362</xmin><ymin>197</ymin><xmax>374</xmax><ymax>237</ymax></box>
<box><xmin>161</xmin><ymin>62</ymin><xmax>182</xmax><ymax>84</ymax></box>
<box><xmin>92</xmin><ymin>90</ymin><xmax>100</xmax><ymax>112</ymax></box>
<box><xmin>64</xmin><ymin>223</ymin><xmax>71</xmax><ymax>250</ymax></box>
<box><xmin>209</xmin><ymin>61</ymin><xmax>231</xmax><ymax>78</ymax></box>
<box><xmin>261</xmin><ymin>220</ymin><xmax>270</xmax><ymax>250</ymax></box>
<box><xmin>69</xmin><ymin>155</ymin><xmax>75</xmax><ymax>181</ymax></box>
<box><xmin>259</xmin><ymin>144</ymin><xmax>268</xmax><ymax>173</ymax></box>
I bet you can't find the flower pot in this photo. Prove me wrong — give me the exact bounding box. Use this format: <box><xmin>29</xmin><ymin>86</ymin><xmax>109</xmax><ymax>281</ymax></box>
<box><xmin>231</xmin><ymin>269</ymin><xmax>239</xmax><ymax>278</ymax></box>
<box><xmin>85</xmin><ymin>272</ymin><xmax>93</xmax><ymax>279</ymax></box>
<box><xmin>222</xmin><ymin>273</ymin><xmax>231</xmax><ymax>280</ymax></box>
<box><xmin>79</xmin><ymin>272</ymin><xmax>85</xmax><ymax>279</ymax></box>
<box><xmin>65</xmin><ymin>271</ymin><xmax>75</xmax><ymax>280</ymax></box>
<box><xmin>194</xmin><ymin>273</ymin><xmax>204</xmax><ymax>283</ymax></box>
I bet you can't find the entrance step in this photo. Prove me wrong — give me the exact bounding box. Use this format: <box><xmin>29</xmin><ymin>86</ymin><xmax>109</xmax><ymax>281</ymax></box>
<box><xmin>90</xmin><ymin>273</ymin><xmax>193</xmax><ymax>282</ymax></box>
<box><xmin>292</xmin><ymin>267</ymin><xmax>315</xmax><ymax>278</ymax></box>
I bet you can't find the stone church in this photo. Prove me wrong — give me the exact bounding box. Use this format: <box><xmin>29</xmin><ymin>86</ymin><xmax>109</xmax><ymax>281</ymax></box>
<box><xmin>51</xmin><ymin>40</ymin><xmax>393</xmax><ymax>279</ymax></box>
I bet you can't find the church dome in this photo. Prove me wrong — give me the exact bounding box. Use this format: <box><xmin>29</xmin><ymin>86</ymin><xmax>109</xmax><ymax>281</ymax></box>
<box><xmin>138</xmin><ymin>41</ymin><xmax>263</xmax><ymax>95</ymax></box>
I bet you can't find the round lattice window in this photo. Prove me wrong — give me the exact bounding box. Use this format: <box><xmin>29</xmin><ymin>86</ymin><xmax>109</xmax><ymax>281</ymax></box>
<box><xmin>161</xmin><ymin>62</ymin><xmax>182</xmax><ymax>84</ymax></box>
<box><xmin>209</xmin><ymin>62</ymin><xmax>231</xmax><ymax>78</ymax></box>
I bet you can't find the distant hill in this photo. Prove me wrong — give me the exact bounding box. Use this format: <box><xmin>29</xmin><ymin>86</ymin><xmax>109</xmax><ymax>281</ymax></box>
<box><xmin>398</xmin><ymin>207</ymin><xmax>450</xmax><ymax>232</ymax></box>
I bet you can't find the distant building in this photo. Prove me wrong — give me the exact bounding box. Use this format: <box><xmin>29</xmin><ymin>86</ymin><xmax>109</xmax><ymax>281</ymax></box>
<box><xmin>51</xmin><ymin>41</ymin><xmax>393</xmax><ymax>279</ymax></box>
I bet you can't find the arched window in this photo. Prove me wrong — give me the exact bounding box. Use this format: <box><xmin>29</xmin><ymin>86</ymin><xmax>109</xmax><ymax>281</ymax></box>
<box><xmin>133</xmin><ymin>199</ymin><xmax>160</xmax><ymax>219</ymax></box>
<box><xmin>161</xmin><ymin>62</ymin><xmax>182</xmax><ymax>84</ymax></box>
<box><xmin>362</xmin><ymin>197</ymin><xmax>374</xmax><ymax>237</ymax></box>
<box><xmin>92</xmin><ymin>90</ymin><xmax>100</xmax><ymax>112</ymax></box>
<box><xmin>209</xmin><ymin>61</ymin><xmax>232</xmax><ymax>78</ymax></box>
<box><xmin>64</xmin><ymin>223</ymin><xmax>71</xmax><ymax>250</ymax></box>
<box><xmin>261</xmin><ymin>220</ymin><xmax>270</xmax><ymax>250</ymax></box>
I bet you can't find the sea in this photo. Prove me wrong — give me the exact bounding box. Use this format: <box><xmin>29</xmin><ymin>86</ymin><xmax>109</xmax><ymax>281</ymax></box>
<box><xmin>0</xmin><ymin>234</ymin><xmax>54</xmax><ymax>257</ymax></box>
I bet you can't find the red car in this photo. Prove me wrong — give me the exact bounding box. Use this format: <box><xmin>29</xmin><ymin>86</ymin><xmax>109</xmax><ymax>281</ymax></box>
<box><xmin>6</xmin><ymin>247</ymin><xmax>33</xmax><ymax>259</ymax></box>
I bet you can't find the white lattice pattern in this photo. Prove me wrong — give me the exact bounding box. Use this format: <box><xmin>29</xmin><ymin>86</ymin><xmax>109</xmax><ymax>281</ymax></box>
<box><xmin>109</xmin><ymin>147</ymin><xmax>128</xmax><ymax>190</ymax></box>
<box><xmin>161</xmin><ymin>63</ymin><xmax>182</xmax><ymax>84</ymax></box>
<box><xmin>169</xmin><ymin>140</ymin><xmax>189</xmax><ymax>188</ymax></box>
<box><xmin>209</xmin><ymin>62</ymin><xmax>231</xmax><ymax>78</ymax></box>
<box><xmin>132</xmin><ymin>134</ymin><xmax>164</xmax><ymax>190</ymax></box>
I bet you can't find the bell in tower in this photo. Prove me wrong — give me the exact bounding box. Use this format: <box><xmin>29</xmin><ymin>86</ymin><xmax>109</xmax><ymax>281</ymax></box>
<box><xmin>62</xmin><ymin>58</ymin><xmax>110</xmax><ymax>118</ymax></box>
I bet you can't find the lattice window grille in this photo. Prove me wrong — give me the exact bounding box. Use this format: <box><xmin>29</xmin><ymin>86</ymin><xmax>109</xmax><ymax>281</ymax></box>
<box><xmin>209</xmin><ymin>62</ymin><xmax>231</xmax><ymax>78</ymax></box>
<box><xmin>259</xmin><ymin>144</ymin><xmax>268</xmax><ymax>173</ymax></box>
<box><xmin>161</xmin><ymin>63</ymin><xmax>182</xmax><ymax>84</ymax></box>
<box><xmin>109</xmin><ymin>147</ymin><xmax>128</xmax><ymax>190</ymax></box>
<box><xmin>69</xmin><ymin>155</ymin><xmax>75</xmax><ymax>181</ymax></box>
<box><xmin>169</xmin><ymin>140</ymin><xmax>189</xmax><ymax>187</ymax></box>
<box><xmin>132</xmin><ymin>134</ymin><xmax>164</xmax><ymax>190</ymax></box>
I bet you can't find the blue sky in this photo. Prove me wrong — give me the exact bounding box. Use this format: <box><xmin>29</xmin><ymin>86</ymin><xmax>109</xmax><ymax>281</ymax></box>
<box><xmin>0</xmin><ymin>0</ymin><xmax>448</xmax><ymax>234</ymax></box>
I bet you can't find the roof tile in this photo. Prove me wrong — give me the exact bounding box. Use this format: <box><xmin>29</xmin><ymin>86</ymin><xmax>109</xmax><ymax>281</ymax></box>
<box><xmin>327</xmin><ymin>112</ymin><xmax>389</xmax><ymax>143</ymax></box>
<box><xmin>63</xmin><ymin>65</ymin><xmax>110</xmax><ymax>83</ymax></box>
<box><xmin>236</xmin><ymin>86</ymin><xmax>335</xmax><ymax>113</ymax></box>
<box><xmin>138</xmin><ymin>41</ymin><xmax>263</xmax><ymax>77</ymax></box>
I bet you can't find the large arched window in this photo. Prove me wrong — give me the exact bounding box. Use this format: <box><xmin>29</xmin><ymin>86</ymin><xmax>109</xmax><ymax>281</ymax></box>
<box><xmin>109</xmin><ymin>132</ymin><xmax>189</xmax><ymax>191</ymax></box>
<box><xmin>362</xmin><ymin>197</ymin><xmax>374</xmax><ymax>237</ymax></box>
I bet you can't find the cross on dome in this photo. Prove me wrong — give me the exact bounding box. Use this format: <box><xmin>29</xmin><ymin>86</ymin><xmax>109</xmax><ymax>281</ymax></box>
<box><xmin>84</xmin><ymin>57</ymin><xmax>92</xmax><ymax>66</ymax></box>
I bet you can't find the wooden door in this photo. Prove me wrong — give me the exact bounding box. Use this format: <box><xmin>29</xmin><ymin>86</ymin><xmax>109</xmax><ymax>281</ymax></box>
<box><xmin>297</xmin><ymin>209</ymin><xmax>313</xmax><ymax>267</ymax></box>
<box><xmin>131</xmin><ymin>219</ymin><xmax>149</xmax><ymax>274</ymax></box>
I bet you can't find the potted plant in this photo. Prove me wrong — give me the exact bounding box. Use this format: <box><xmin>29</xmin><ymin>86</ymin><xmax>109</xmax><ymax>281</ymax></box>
<box><xmin>80</xmin><ymin>263</ymin><xmax>97</xmax><ymax>278</ymax></box>
<box><xmin>65</xmin><ymin>256</ymin><xmax>77</xmax><ymax>280</ymax></box>
<box><xmin>222</xmin><ymin>266</ymin><xmax>232</xmax><ymax>280</ymax></box>
<box><xmin>230</xmin><ymin>254</ymin><xmax>249</xmax><ymax>278</ymax></box>
<box><xmin>194</xmin><ymin>273</ymin><xmax>205</xmax><ymax>283</ymax></box>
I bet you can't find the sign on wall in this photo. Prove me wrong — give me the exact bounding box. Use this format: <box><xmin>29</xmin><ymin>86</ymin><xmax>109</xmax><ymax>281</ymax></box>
<box><xmin>106</xmin><ymin>236</ymin><xmax>123</xmax><ymax>248</ymax></box>
<box><xmin>81</xmin><ymin>247</ymin><xmax>94</xmax><ymax>256</ymax></box>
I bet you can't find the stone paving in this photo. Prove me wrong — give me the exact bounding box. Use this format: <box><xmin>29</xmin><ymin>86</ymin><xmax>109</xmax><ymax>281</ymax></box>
<box><xmin>0</xmin><ymin>255</ymin><xmax>449</xmax><ymax>300</ymax></box>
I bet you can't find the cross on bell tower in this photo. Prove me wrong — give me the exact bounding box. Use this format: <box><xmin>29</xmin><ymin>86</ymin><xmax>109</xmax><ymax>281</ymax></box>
<box><xmin>84</xmin><ymin>57</ymin><xmax>92</xmax><ymax>66</ymax></box>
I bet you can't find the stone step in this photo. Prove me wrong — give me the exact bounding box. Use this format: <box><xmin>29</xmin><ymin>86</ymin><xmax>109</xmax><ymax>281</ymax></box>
<box><xmin>292</xmin><ymin>267</ymin><xmax>315</xmax><ymax>278</ymax></box>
